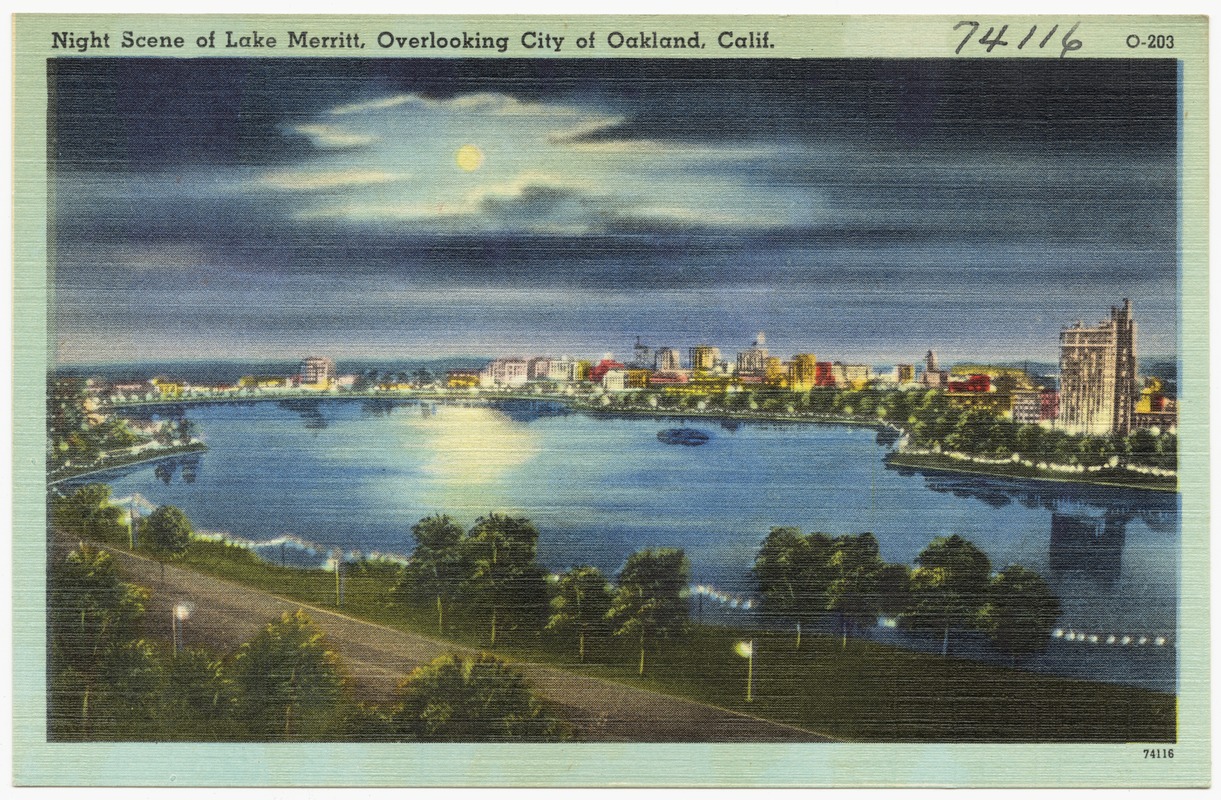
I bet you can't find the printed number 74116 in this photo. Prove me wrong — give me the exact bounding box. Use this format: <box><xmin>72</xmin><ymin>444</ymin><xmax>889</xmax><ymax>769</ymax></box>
<box><xmin>1143</xmin><ymin>749</ymin><xmax>1174</xmax><ymax>759</ymax></box>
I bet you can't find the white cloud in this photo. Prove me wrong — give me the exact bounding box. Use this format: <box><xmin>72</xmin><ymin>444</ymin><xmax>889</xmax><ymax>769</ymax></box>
<box><xmin>294</xmin><ymin>201</ymin><xmax>467</xmax><ymax>224</ymax></box>
<box><xmin>546</xmin><ymin>116</ymin><xmax>628</xmax><ymax>145</ymax></box>
<box><xmin>328</xmin><ymin>94</ymin><xmax>417</xmax><ymax>116</ymax></box>
<box><xmin>327</xmin><ymin>90</ymin><xmax>606</xmax><ymax>122</ymax></box>
<box><xmin>256</xmin><ymin>169</ymin><xmax>405</xmax><ymax>191</ymax></box>
<box><xmin>292</xmin><ymin>123</ymin><xmax>379</xmax><ymax>149</ymax></box>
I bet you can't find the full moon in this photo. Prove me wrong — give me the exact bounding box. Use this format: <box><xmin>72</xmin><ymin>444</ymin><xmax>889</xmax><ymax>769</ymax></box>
<box><xmin>455</xmin><ymin>144</ymin><xmax>484</xmax><ymax>172</ymax></box>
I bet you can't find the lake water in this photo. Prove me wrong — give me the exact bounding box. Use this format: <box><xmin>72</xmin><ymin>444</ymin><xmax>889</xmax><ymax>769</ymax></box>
<box><xmin>91</xmin><ymin>398</ymin><xmax>1178</xmax><ymax>692</ymax></box>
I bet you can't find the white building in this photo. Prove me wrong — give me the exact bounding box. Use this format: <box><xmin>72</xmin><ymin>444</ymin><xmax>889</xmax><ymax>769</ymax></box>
<box><xmin>299</xmin><ymin>356</ymin><xmax>336</xmax><ymax>389</ymax></box>
<box><xmin>602</xmin><ymin>368</ymin><xmax>628</xmax><ymax>392</ymax></box>
<box><xmin>547</xmin><ymin>357</ymin><xmax>580</xmax><ymax>382</ymax></box>
<box><xmin>481</xmin><ymin>358</ymin><xmax>529</xmax><ymax>388</ymax></box>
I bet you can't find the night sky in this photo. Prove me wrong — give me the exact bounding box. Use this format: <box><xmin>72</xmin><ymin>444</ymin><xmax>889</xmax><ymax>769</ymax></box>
<box><xmin>48</xmin><ymin>58</ymin><xmax>1179</xmax><ymax>366</ymax></box>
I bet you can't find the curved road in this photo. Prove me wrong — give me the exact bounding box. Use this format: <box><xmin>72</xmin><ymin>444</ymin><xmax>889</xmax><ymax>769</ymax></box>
<box><xmin>56</xmin><ymin>537</ymin><xmax>832</xmax><ymax>743</ymax></box>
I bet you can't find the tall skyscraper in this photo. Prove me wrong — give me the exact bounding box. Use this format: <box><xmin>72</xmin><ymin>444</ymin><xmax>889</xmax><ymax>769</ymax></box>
<box><xmin>1058</xmin><ymin>299</ymin><xmax>1138</xmax><ymax>435</ymax></box>
<box><xmin>655</xmin><ymin>347</ymin><xmax>682</xmax><ymax>372</ymax></box>
<box><xmin>735</xmin><ymin>332</ymin><xmax>768</xmax><ymax>376</ymax></box>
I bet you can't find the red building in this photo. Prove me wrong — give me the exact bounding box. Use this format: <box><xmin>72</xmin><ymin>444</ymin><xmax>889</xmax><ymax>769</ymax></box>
<box><xmin>589</xmin><ymin>358</ymin><xmax>627</xmax><ymax>384</ymax></box>
<box><xmin>1040</xmin><ymin>389</ymin><xmax>1060</xmax><ymax>421</ymax></box>
<box><xmin>814</xmin><ymin>362</ymin><xmax>837</xmax><ymax>387</ymax></box>
<box><xmin>649</xmin><ymin>372</ymin><xmax>689</xmax><ymax>386</ymax></box>
<box><xmin>947</xmin><ymin>374</ymin><xmax>992</xmax><ymax>393</ymax></box>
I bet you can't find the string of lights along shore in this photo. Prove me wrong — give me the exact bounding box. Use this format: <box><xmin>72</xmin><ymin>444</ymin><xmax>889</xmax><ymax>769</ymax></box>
<box><xmin>138</xmin><ymin>300</ymin><xmax>1175</xmax><ymax>439</ymax></box>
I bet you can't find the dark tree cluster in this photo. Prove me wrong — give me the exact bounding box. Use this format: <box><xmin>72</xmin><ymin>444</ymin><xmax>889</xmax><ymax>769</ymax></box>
<box><xmin>398</xmin><ymin>514</ymin><xmax>692</xmax><ymax>676</ymax></box>
<box><xmin>754</xmin><ymin>529</ymin><xmax>1061</xmax><ymax>661</ymax></box>
<box><xmin>896</xmin><ymin>389</ymin><xmax>1176</xmax><ymax>471</ymax></box>
<box><xmin>397</xmin><ymin>513</ymin><xmax>551</xmax><ymax>647</ymax></box>
<box><xmin>48</xmin><ymin>545</ymin><xmax>564</xmax><ymax>742</ymax></box>
<box><xmin>51</xmin><ymin>484</ymin><xmax>193</xmax><ymax>558</ymax></box>
<box><xmin>48</xmin><ymin>377</ymin><xmax>141</xmax><ymax>471</ymax></box>
<box><xmin>51</xmin><ymin>484</ymin><xmax>129</xmax><ymax>546</ymax></box>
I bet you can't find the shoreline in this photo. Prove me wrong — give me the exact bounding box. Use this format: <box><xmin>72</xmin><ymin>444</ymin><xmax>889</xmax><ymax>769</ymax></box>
<box><xmin>106</xmin><ymin>389</ymin><xmax>893</xmax><ymax>431</ymax></box>
<box><xmin>48</xmin><ymin>442</ymin><xmax>207</xmax><ymax>487</ymax></box>
<box><xmin>885</xmin><ymin>451</ymin><xmax>1177</xmax><ymax>494</ymax></box>
<box><xmin>101</xmin><ymin>392</ymin><xmax>1177</xmax><ymax>494</ymax></box>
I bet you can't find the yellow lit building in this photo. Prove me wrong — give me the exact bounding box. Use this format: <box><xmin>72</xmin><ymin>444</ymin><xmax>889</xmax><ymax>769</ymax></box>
<box><xmin>445</xmin><ymin>370</ymin><xmax>480</xmax><ymax>389</ymax></box>
<box><xmin>689</xmin><ymin>344</ymin><xmax>720</xmax><ymax>372</ymax></box>
<box><xmin>238</xmin><ymin>375</ymin><xmax>289</xmax><ymax>390</ymax></box>
<box><xmin>151</xmin><ymin>377</ymin><xmax>184</xmax><ymax>398</ymax></box>
<box><xmin>788</xmin><ymin>353</ymin><xmax>818</xmax><ymax>391</ymax></box>
<box><xmin>626</xmin><ymin>369</ymin><xmax>652</xmax><ymax>389</ymax></box>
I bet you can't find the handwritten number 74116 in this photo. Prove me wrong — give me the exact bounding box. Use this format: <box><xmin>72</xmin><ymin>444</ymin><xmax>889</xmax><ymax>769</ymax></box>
<box><xmin>955</xmin><ymin>21</ymin><xmax>1082</xmax><ymax>58</ymax></box>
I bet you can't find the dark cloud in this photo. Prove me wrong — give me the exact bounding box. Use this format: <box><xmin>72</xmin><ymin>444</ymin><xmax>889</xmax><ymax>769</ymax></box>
<box><xmin>47</xmin><ymin>57</ymin><xmax>1181</xmax><ymax>363</ymax></box>
<box><xmin>51</xmin><ymin>58</ymin><xmax>1179</xmax><ymax>172</ymax></box>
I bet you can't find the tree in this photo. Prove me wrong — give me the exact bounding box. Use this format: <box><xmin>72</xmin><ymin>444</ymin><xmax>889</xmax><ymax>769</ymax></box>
<box><xmin>91</xmin><ymin>638</ymin><xmax>167</xmax><ymax>738</ymax></box>
<box><xmin>400</xmin><ymin>514</ymin><xmax>467</xmax><ymax>635</ymax></box>
<box><xmin>391</xmin><ymin>653</ymin><xmax>564</xmax><ymax>741</ymax></box>
<box><xmin>907</xmin><ymin>534</ymin><xmax>993</xmax><ymax>656</ymax></box>
<box><xmin>48</xmin><ymin>545</ymin><xmax>149</xmax><ymax>737</ymax></box>
<box><xmin>157</xmin><ymin>645</ymin><xmax>241</xmax><ymax>739</ymax></box>
<box><xmin>464</xmin><ymin>513</ymin><xmax>545</xmax><ymax>647</ymax></box>
<box><xmin>874</xmin><ymin>562</ymin><xmax>913</xmax><ymax>619</ymax></box>
<box><xmin>139</xmin><ymin>505</ymin><xmax>193</xmax><ymax>558</ymax></box>
<box><xmin>825</xmin><ymin>533</ymin><xmax>884</xmax><ymax>648</ymax></box>
<box><xmin>607</xmin><ymin>548</ymin><xmax>690</xmax><ymax>676</ymax></box>
<box><xmin>546</xmin><ymin>566</ymin><xmax>613</xmax><ymax>663</ymax></box>
<box><xmin>50</xmin><ymin>483</ymin><xmax>127</xmax><ymax>546</ymax></box>
<box><xmin>979</xmin><ymin>565</ymin><xmax>1061</xmax><ymax>663</ymax></box>
<box><xmin>753</xmin><ymin>527</ymin><xmax>834</xmax><ymax>650</ymax></box>
<box><xmin>230</xmin><ymin>610</ymin><xmax>348</xmax><ymax>740</ymax></box>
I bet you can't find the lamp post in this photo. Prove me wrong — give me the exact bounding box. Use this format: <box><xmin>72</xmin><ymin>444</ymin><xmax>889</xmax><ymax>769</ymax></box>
<box><xmin>332</xmin><ymin>550</ymin><xmax>344</xmax><ymax>607</ymax></box>
<box><xmin>734</xmin><ymin>639</ymin><xmax>754</xmax><ymax>703</ymax></box>
<box><xmin>128</xmin><ymin>497</ymin><xmax>139</xmax><ymax>550</ymax></box>
<box><xmin>172</xmin><ymin>601</ymin><xmax>195</xmax><ymax>655</ymax></box>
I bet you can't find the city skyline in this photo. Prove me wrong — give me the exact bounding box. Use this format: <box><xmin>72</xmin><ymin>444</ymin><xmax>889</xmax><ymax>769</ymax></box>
<box><xmin>50</xmin><ymin>58</ymin><xmax>1179</xmax><ymax>365</ymax></box>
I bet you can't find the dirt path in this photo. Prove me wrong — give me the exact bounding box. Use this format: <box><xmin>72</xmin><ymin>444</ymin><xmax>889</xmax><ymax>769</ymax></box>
<box><xmin>55</xmin><ymin>537</ymin><xmax>833</xmax><ymax>743</ymax></box>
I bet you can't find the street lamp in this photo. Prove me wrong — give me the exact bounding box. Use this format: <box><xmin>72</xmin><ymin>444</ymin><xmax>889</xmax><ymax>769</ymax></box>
<box><xmin>172</xmin><ymin>601</ymin><xmax>195</xmax><ymax>655</ymax></box>
<box><xmin>128</xmin><ymin>497</ymin><xmax>139</xmax><ymax>550</ymax></box>
<box><xmin>734</xmin><ymin>639</ymin><xmax>754</xmax><ymax>703</ymax></box>
<box><xmin>331</xmin><ymin>550</ymin><xmax>345</xmax><ymax>607</ymax></box>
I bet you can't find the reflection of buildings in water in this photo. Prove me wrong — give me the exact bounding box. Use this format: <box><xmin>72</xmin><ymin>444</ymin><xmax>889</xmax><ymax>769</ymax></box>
<box><xmin>279</xmin><ymin>399</ymin><xmax>327</xmax><ymax>430</ymax></box>
<box><xmin>907</xmin><ymin>468</ymin><xmax>1177</xmax><ymax>531</ymax></box>
<box><xmin>1049</xmin><ymin>512</ymin><xmax>1127</xmax><ymax>585</ymax></box>
<box><xmin>1138</xmin><ymin>508</ymin><xmax>1178</xmax><ymax>535</ymax></box>
<box><xmin>489</xmin><ymin>400</ymin><xmax>570</xmax><ymax>424</ymax></box>
<box><xmin>360</xmin><ymin>399</ymin><xmax>399</xmax><ymax>417</ymax></box>
<box><xmin>301</xmin><ymin>410</ymin><xmax>327</xmax><ymax>430</ymax></box>
<box><xmin>899</xmin><ymin>469</ymin><xmax>1182</xmax><ymax>588</ymax></box>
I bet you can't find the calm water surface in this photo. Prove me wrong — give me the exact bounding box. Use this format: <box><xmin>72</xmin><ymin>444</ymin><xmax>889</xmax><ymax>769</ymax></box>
<box><xmin>95</xmin><ymin>399</ymin><xmax>1178</xmax><ymax>692</ymax></box>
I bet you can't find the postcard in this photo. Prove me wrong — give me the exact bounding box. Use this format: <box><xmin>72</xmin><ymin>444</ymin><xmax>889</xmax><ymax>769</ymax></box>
<box><xmin>12</xmin><ymin>13</ymin><xmax>1209</xmax><ymax>787</ymax></box>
